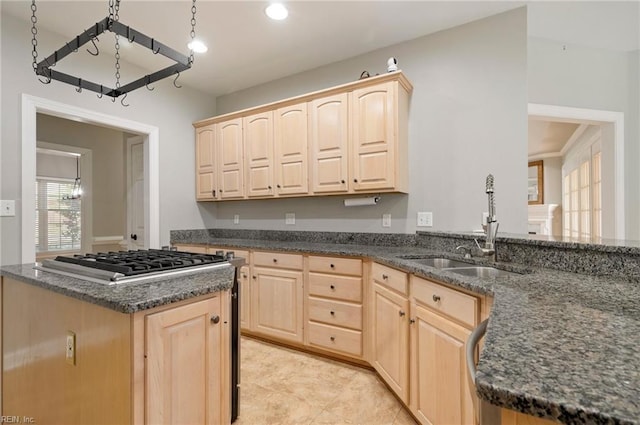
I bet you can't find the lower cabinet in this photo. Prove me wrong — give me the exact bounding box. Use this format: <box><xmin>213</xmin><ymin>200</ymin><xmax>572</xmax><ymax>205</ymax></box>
<box><xmin>409</xmin><ymin>275</ymin><xmax>478</xmax><ymax>425</ymax></box>
<box><xmin>371</xmin><ymin>263</ymin><xmax>410</xmax><ymax>403</ymax></box>
<box><xmin>145</xmin><ymin>297</ymin><xmax>226</xmax><ymax>425</ymax></box>
<box><xmin>251</xmin><ymin>267</ymin><xmax>304</xmax><ymax>342</ymax></box>
<box><xmin>501</xmin><ymin>409</ymin><xmax>559</xmax><ymax>425</ymax></box>
<box><xmin>410</xmin><ymin>303</ymin><xmax>474</xmax><ymax>425</ymax></box>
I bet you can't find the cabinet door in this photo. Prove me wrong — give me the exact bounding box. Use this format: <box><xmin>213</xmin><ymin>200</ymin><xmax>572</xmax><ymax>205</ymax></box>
<box><xmin>274</xmin><ymin>103</ymin><xmax>308</xmax><ymax>195</ymax></box>
<box><xmin>146</xmin><ymin>296</ymin><xmax>225</xmax><ymax>425</ymax></box>
<box><xmin>410</xmin><ymin>304</ymin><xmax>474</xmax><ymax>425</ymax></box>
<box><xmin>244</xmin><ymin>112</ymin><xmax>275</xmax><ymax>197</ymax></box>
<box><xmin>216</xmin><ymin>118</ymin><xmax>244</xmax><ymax>199</ymax></box>
<box><xmin>372</xmin><ymin>282</ymin><xmax>409</xmax><ymax>403</ymax></box>
<box><xmin>309</xmin><ymin>93</ymin><xmax>349</xmax><ymax>193</ymax></box>
<box><xmin>351</xmin><ymin>82</ymin><xmax>396</xmax><ymax>191</ymax></box>
<box><xmin>251</xmin><ymin>266</ymin><xmax>304</xmax><ymax>342</ymax></box>
<box><xmin>239</xmin><ymin>264</ymin><xmax>251</xmax><ymax>331</ymax></box>
<box><xmin>196</xmin><ymin>125</ymin><xmax>217</xmax><ymax>200</ymax></box>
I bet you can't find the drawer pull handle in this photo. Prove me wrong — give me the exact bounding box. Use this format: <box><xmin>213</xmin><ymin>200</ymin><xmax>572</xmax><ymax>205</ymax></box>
<box><xmin>330</xmin><ymin>336</ymin><xmax>335</xmax><ymax>342</ymax></box>
<box><xmin>330</xmin><ymin>263</ymin><xmax>335</xmax><ymax>268</ymax></box>
<box><xmin>382</xmin><ymin>274</ymin><xmax>388</xmax><ymax>280</ymax></box>
<box><xmin>330</xmin><ymin>285</ymin><xmax>335</xmax><ymax>290</ymax></box>
<box><xmin>330</xmin><ymin>311</ymin><xmax>335</xmax><ymax>316</ymax></box>
<box><xmin>409</xmin><ymin>319</ymin><xmax>416</xmax><ymax>324</ymax></box>
<box><xmin>399</xmin><ymin>310</ymin><xmax>406</xmax><ymax>317</ymax></box>
<box><xmin>273</xmin><ymin>258</ymin><xmax>277</xmax><ymax>263</ymax></box>
<box><xmin>211</xmin><ymin>315</ymin><xmax>220</xmax><ymax>324</ymax></box>
<box><xmin>433</xmin><ymin>294</ymin><xmax>441</xmax><ymax>302</ymax></box>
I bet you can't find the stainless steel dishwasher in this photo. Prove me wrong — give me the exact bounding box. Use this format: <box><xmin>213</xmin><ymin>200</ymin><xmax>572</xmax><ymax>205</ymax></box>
<box><xmin>467</xmin><ymin>319</ymin><xmax>502</xmax><ymax>425</ymax></box>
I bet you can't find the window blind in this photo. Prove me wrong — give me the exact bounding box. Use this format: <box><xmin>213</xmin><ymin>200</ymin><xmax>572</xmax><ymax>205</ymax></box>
<box><xmin>35</xmin><ymin>178</ymin><xmax>81</xmax><ymax>252</ymax></box>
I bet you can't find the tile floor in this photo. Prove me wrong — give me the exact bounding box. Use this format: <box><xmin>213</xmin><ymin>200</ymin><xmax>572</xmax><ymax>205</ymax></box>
<box><xmin>236</xmin><ymin>337</ymin><xmax>418</xmax><ymax>425</ymax></box>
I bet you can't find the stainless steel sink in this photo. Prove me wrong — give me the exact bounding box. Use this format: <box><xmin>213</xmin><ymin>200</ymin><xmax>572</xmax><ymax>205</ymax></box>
<box><xmin>406</xmin><ymin>258</ymin><xmax>473</xmax><ymax>269</ymax></box>
<box><xmin>446</xmin><ymin>266</ymin><xmax>518</xmax><ymax>278</ymax></box>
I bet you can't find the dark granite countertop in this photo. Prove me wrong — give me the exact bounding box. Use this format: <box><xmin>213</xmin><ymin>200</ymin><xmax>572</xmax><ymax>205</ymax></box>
<box><xmin>0</xmin><ymin>263</ymin><xmax>236</xmax><ymax>314</ymax></box>
<box><xmin>173</xmin><ymin>235</ymin><xmax>640</xmax><ymax>425</ymax></box>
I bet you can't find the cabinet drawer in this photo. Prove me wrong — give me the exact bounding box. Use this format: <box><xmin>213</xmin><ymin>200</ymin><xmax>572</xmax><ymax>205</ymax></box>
<box><xmin>252</xmin><ymin>251</ymin><xmax>303</xmax><ymax>270</ymax></box>
<box><xmin>307</xmin><ymin>321</ymin><xmax>362</xmax><ymax>357</ymax></box>
<box><xmin>308</xmin><ymin>297</ymin><xmax>362</xmax><ymax>330</ymax></box>
<box><xmin>308</xmin><ymin>273</ymin><xmax>362</xmax><ymax>302</ymax></box>
<box><xmin>411</xmin><ymin>276</ymin><xmax>478</xmax><ymax>328</ymax></box>
<box><xmin>209</xmin><ymin>247</ymin><xmax>250</xmax><ymax>260</ymax></box>
<box><xmin>173</xmin><ymin>244</ymin><xmax>208</xmax><ymax>254</ymax></box>
<box><xmin>308</xmin><ymin>256</ymin><xmax>362</xmax><ymax>276</ymax></box>
<box><xmin>371</xmin><ymin>263</ymin><xmax>408</xmax><ymax>295</ymax></box>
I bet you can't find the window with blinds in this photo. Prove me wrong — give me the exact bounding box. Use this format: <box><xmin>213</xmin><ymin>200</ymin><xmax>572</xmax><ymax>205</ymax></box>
<box><xmin>35</xmin><ymin>179</ymin><xmax>82</xmax><ymax>253</ymax></box>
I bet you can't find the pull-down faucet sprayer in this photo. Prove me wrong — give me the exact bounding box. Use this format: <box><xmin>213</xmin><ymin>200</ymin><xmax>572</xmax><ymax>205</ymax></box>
<box><xmin>474</xmin><ymin>174</ymin><xmax>499</xmax><ymax>260</ymax></box>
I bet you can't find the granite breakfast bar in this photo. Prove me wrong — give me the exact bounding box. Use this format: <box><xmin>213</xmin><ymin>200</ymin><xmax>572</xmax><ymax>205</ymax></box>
<box><xmin>0</xmin><ymin>262</ymin><xmax>237</xmax><ymax>424</ymax></box>
<box><xmin>171</xmin><ymin>228</ymin><xmax>640</xmax><ymax>425</ymax></box>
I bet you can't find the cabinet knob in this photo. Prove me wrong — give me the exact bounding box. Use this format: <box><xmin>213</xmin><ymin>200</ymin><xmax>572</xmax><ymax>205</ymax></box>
<box><xmin>211</xmin><ymin>315</ymin><xmax>220</xmax><ymax>324</ymax></box>
<box><xmin>409</xmin><ymin>318</ymin><xmax>416</xmax><ymax>324</ymax></box>
<box><xmin>268</xmin><ymin>185</ymin><xmax>272</xmax><ymax>189</ymax></box>
<box><xmin>330</xmin><ymin>336</ymin><xmax>335</xmax><ymax>342</ymax></box>
<box><xmin>277</xmin><ymin>184</ymin><xmax>281</xmax><ymax>188</ymax></box>
<box><xmin>330</xmin><ymin>285</ymin><xmax>335</xmax><ymax>290</ymax></box>
<box><xmin>432</xmin><ymin>294</ymin><xmax>441</xmax><ymax>302</ymax></box>
<box><xmin>330</xmin><ymin>263</ymin><xmax>335</xmax><ymax>268</ymax></box>
<box><xmin>330</xmin><ymin>311</ymin><xmax>335</xmax><ymax>316</ymax></box>
<box><xmin>353</xmin><ymin>179</ymin><xmax>358</xmax><ymax>183</ymax></box>
<box><xmin>212</xmin><ymin>189</ymin><xmax>216</xmax><ymax>197</ymax></box>
<box><xmin>242</xmin><ymin>273</ymin><xmax>247</xmax><ymax>278</ymax></box>
<box><xmin>273</xmin><ymin>258</ymin><xmax>277</xmax><ymax>263</ymax></box>
<box><xmin>382</xmin><ymin>274</ymin><xmax>388</xmax><ymax>280</ymax></box>
<box><xmin>252</xmin><ymin>275</ymin><xmax>257</xmax><ymax>279</ymax></box>
<box><xmin>220</xmin><ymin>189</ymin><xmax>223</xmax><ymax>192</ymax></box>
<box><xmin>341</xmin><ymin>180</ymin><xmax>345</xmax><ymax>184</ymax></box>
<box><xmin>399</xmin><ymin>310</ymin><xmax>406</xmax><ymax>317</ymax></box>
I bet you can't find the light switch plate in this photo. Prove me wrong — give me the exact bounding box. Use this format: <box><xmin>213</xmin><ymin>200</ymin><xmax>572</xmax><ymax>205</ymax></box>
<box><xmin>0</xmin><ymin>200</ymin><xmax>15</xmax><ymax>217</ymax></box>
<box><xmin>233</xmin><ymin>214</ymin><xmax>240</xmax><ymax>225</ymax></box>
<box><xmin>285</xmin><ymin>213</ymin><xmax>295</xmax><ymax>225</ymax></box>
<box><xmin>417</xmin><ymin>212</ymin><xmax>433</xmax><ymax>227</ymax></box>
<box><xmin>382</xmin><ymin>214</ymin><xmax>391</xmax><ymax>227</ymax></box>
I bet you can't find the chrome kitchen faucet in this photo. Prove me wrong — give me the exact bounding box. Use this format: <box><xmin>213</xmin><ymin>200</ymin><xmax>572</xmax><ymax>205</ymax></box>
<box><xmin>474</xmin><ymin>174</ymin><xmax>499</xmax><ymax>261</ymax></box>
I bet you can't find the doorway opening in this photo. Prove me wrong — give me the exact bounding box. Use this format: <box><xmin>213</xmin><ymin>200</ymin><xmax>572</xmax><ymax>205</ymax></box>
<box><xmin>528</xmin><ymin>103</ymin><xmax>624</xmax><ymax>240</ymax></box>
<box><xmin>21</xmin><ymin>94</ymin><xmax>160</xmax><ymax>263</ymax></box>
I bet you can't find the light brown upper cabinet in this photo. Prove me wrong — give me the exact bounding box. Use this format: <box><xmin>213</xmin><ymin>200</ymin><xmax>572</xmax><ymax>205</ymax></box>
<box><xmin>193</xmin><ymin>71</ymin><xmax>412</xmax><ymax>201</ymax></box>
<box><xmin>274</xmin><ymin>102</ymin><xmax>309</xmax><ymax>196</ymax></box>
<box><xmin>216</xmin><ymin>118</ymin><xmax>244</xmax><ymax>199</ymax></box>
<box><xmin>309</xmin><ymin>93</ymin><xmax>349</xmax><ymax>193</ymax></box>
<box><xmin>244</xmin><ymin>111</ymin><xmax>275</xmax><ymax>198</ymax></box>
<box><xmin>351</xmin><ymin>81</ymin><xmax>408</xmax><ymax>192</ymax></box>
<box><xmin>195</xmin><ymin>125</ymin><xmax>216</xmax><ymax>200</ymax></box>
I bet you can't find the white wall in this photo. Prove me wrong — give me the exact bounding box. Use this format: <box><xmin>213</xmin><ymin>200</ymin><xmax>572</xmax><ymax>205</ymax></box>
<box><xmin>528</xmin><ymin>37</ymin><xmax>640</xmax><ymax>240</ymax></box>
<box><xmin>0</xmin><ymin>10</ymin><xmax>217</xmax><ymax>265</ymax></box>
<box><xmin>543</xmin><ymin>157</ymin><xmax>563</xmax><ymax>205</ymax></box>
<box><xmin>212</xmin><ymin>8</ymin><xmax>528</xmax><ymax>235</ymax></box>
<box><xmin>37</xmin><ymin>114</ymin><xmax>126</xmax><ymax>239</ymax></box>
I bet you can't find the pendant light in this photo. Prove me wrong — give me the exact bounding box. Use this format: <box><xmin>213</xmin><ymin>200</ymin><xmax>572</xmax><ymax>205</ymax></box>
<box><xmin>63</xmin><ymin>156</ymin><xmax>82</xmax><ymax>201</ymax></box>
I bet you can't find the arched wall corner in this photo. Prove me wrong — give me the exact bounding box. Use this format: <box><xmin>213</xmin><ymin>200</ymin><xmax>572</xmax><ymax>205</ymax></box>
<box><xmin>528</xmin><ymin>103</ymin><xmax>625</xmax><ymax>240</ymax></box>
<box><xmin>21</xmin><ymin>94</ymin><xmax>160</xmax><ymax>263</ymax></box>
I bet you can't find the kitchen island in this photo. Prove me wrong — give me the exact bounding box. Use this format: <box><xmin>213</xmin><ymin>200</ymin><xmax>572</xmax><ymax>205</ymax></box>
<box><xmin>172</xmin><ymin>229</ymin><xmax>640</xmax><ymax>425</ymax></box>
<box><xmin>0</xmin><ymin>262</ymin><xmax>236</xmax><ymax>425</ymax></box>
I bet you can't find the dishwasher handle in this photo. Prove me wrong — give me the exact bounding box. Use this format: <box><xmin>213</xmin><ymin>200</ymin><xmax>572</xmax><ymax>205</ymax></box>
<box><xmin>466</xmin><ymin>318</ymin><xmax>488</xmax><ymax>386</ymax></box>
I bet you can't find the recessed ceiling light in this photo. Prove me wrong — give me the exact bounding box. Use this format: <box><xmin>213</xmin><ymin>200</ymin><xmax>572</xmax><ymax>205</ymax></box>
<box><xmin>265</xmin><ymin>3</ymin><xmax>288</xmax><ymax>20</ymax></box>
<box><xmin>188</xmin><ymin>40</ymin><xmax>208</xmax><ymax>53</ymax></box>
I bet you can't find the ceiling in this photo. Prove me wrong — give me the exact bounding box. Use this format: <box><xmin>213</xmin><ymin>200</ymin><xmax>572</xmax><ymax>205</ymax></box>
<box><xmin>2</xmin><ymin>1</ymin><xmax>638</xmax><ymax>98</ymax></box>
<box><xmin>528</xmin><ymin>119</ymin><xmax>580</xmax><ymax>158</ymax></box>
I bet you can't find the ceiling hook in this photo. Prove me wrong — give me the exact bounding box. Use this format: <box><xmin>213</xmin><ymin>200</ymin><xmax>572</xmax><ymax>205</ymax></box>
<box><xmin>145</xmin><ymin>76</ymin><xmax>155</xmax><ymax>91</ymax></box>
<box><xmin>121</xmin><ymin>93</ymin><xmax>130</xmax><ymax>107</ymax></box>
<box><xmin>173</xmin><ymin>72</ymin><xmax>182</xmax><ymax>89</ymax></box>
<box><xmin>86</xmin><ymin>37</ymin><xmax>99</xmax><ymax>56</ymax></box>
<box><xmin>76</xmin><ymin>79</ymin><xmax>82</xmax><ymax>93</ymax></box>
<box><xmin>111</xmin><ymin>96</ymin><xmax>116</xmax><ymax>103</ymax></box>
<box><xmin>38</xmin><ymin>73</ymin><xmax>52</xmax><ymax>84</ymax></box>
<box><xmin>66</xmin><ymin>42</ymin><xmax>78</xmax><ymax>53</ymax></box>
<box><xmin>151</xmin><ymin>39</ymin><xmax>160</xmax><ymax>54</ymax></box>
<box><xmin>127</xmin><ymin>27</ymin><xmax>135</xmax><ymax>43</ymax></box>
<box><xmin>97</xmin><ymin>85</ymin><xmax>104</xmax><ymax>99</ymax></box>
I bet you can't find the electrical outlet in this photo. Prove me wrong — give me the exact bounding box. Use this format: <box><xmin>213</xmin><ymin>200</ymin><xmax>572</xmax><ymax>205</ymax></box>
<box><xmin>285</xmin><ymin>213</ymin><xmax>295</xmax><ymax>225</ymax></box>
<box><xmin>417</xmin><ymin>212</ymin><xmax>433</xmax><ymax>227</ymax></box>
<box><xmin>233</xmin><ymin>214</ymin><xmax>240</xmax><ymax>225</ymax></box>
<box><xmin>66</xmin><ymin>331</ymin><xmax>76</xmax><ymax>365</ymax></box>
<box><xmin>0</xmin><ymin>200</ymin><xmax>15</xmax><ymax>217</ymax></box>
<box><xmin>382</xmin><ymin>214</ymin><xmax>391</xmax><ymax>227</ymax></box>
